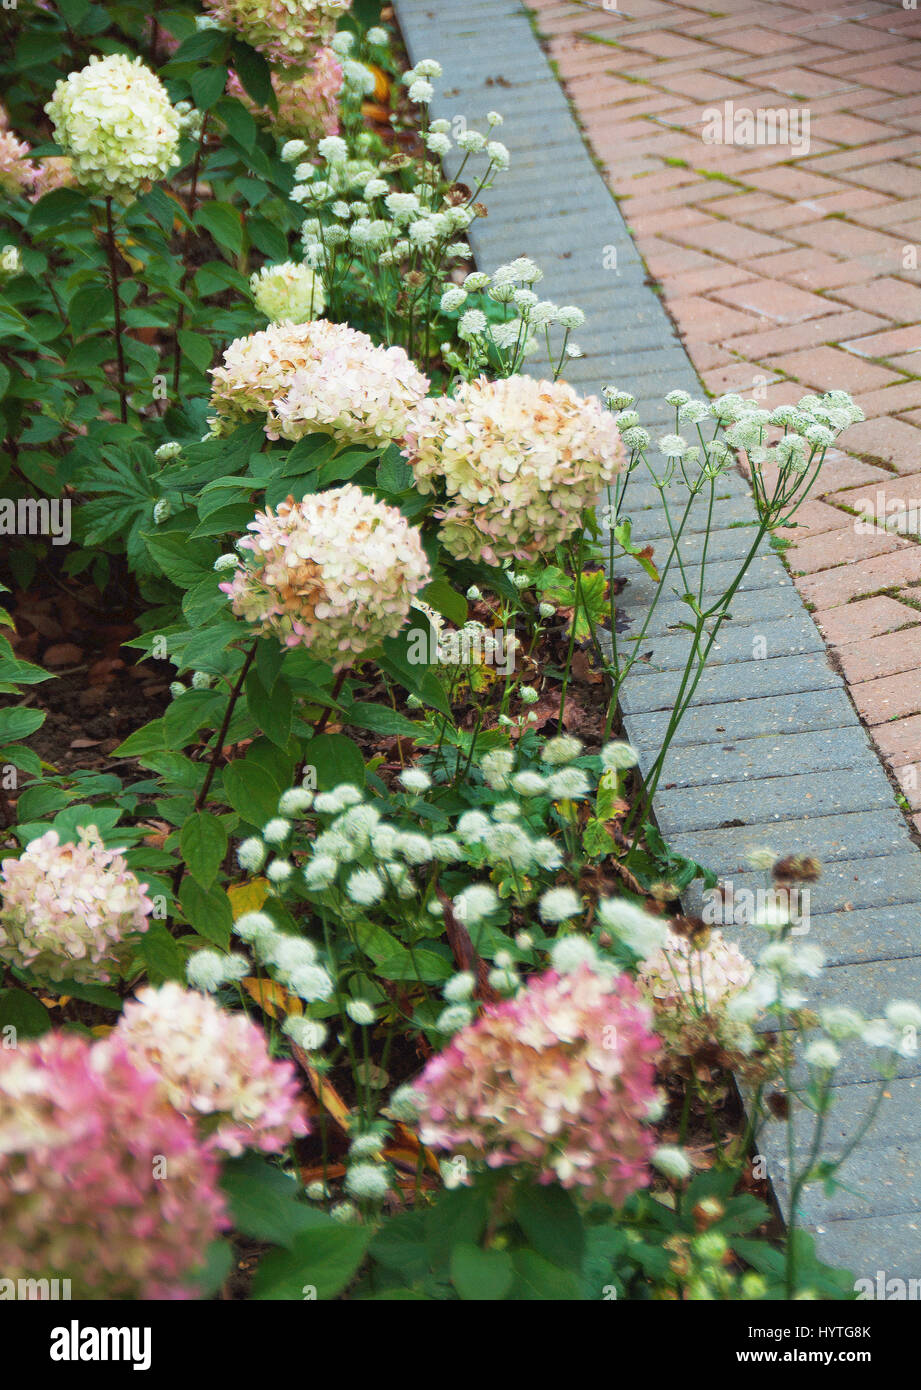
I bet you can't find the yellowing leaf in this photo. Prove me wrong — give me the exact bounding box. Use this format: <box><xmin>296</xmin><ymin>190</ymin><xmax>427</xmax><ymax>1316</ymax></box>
<box><xmin>241</xmin><ymin>976</ymin><xmax>302</xmax><ymax>1019</ymax></box>
<box><xmin>227</xmin><ymin>878</ymin><xmax>269</xmax><ymax>918</ymax></box>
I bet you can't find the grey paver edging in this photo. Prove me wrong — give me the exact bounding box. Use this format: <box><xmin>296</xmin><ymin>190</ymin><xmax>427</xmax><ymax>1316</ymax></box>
<box><xmin>393</xmin><ymin>0</ymin><xmax>921</xmax><ymax>1280</ymax></box>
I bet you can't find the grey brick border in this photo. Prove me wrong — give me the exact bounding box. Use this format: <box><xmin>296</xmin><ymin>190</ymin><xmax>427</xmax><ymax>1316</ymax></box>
<box><xmin>395</xmin><ymin>0</ymin><xmax>921</xmax><ymax>1281</ymax></box>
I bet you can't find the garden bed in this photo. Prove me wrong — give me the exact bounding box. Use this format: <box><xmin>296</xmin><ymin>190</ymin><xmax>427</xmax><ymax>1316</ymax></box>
<box><xmin>0</xmin><ymin>0</ymin><xmax>911</xmax><ymax>1308</ymax></box>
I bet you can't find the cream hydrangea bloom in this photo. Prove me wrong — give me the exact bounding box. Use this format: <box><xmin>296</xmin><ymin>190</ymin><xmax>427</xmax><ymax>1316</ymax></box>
<box><xmin>209</xmin><ymin>319</ymin><xmax>429</xmax><ymax>447</ymax></box>
<box><xmin>639</xmin><ymin>927</ymin><xmax>754</xmax><ymax>1016</ymax></box>
<box><xmin>45</xmin><ymin>54</ymin><xmax>181</xmax><ymax>196</ymax></box>
<box><xmin>111</xmin><ymin>984</ymin><xmax>308</xmax><ymax>1156</ymax></box>
<box><xmin>204</xmin><ymin>0</ymin><xmax>350</xmax><ymax>67</ymax></box>
<box><xmin>250</xmin><ymin>261</ymin><xmax>326</xmax><ymax>323</ymax></box>
<box><xmin>220</xmin><ymin>484</ymin><xmax>431</xmax><ymax>668</ymax></box>
<box><xmin>0</xmin><ymin>828</ymin><xmax>153</xmax><ymax>983</ymax></box>
<box><xmin>403</xmin><ymin>375</ymin><xmax>625</xmax><ymax>564</ymax></box>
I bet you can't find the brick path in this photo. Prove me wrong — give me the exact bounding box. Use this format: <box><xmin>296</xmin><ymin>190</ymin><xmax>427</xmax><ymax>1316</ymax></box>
<box><xmin>395</xmin><ymin>0</ymin><xmax>921</xmax><ymax>1280</ymax></box>
<box><xmin>532</xmin><ymin>0</ymin><xmax>921</xmax><ymax>825</ymax></box>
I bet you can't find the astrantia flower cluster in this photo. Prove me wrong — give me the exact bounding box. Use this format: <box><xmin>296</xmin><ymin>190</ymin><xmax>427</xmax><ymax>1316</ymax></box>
<box><xmin>403</xmin><ymin>375</ymin><xmax>625</xmax><ymax>564</ymax></box>
<box><xmin>413</xmin><ymin>963</ymin><xmax>660</xmax><ymax>1204</ymax></box>
<box><xmin>111</xmin><ymin>984</ymin><xmax>308</xmax><ymax>1156</ymax></box>
<box><xmin>226</xmin><ymin>48</ymin><xmax>342</xmax><ymax>139</ymax></box>
<box><xmin>220</xmin><ymin>484</ymin><xmax>430</xmax><ymax>667</ymax></box>
<box><xmin>204</xmin><ymin>0</ymin><xmax>349</xmax><ymax>66</ymax></box>
<box><xmin>45</xmin><ymin>54</ymin><xmax>181</xmax><ymax>196</ymax></box>
<box><xmin>0</xmin><ymin>828</ymin><xmax>152</xmax><ymax>983</ymax></box>
<box><xmin>209</xmin><ymin>319</ymin><xmax>429</xmax><ymax>446</ymax></box>
<box><xmin>250</xmin><ymin>260</ymin><xmax>325</xmax><ymax>323</ymax></box>
<box><xmin>0</xmin><ymin>1034</ymin><xmax>226</xmax><ymax>1299</ymax></box>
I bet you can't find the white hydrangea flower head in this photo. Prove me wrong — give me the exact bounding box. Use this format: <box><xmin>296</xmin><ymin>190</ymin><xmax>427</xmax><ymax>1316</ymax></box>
<box><xmin>210</xmin><ymin>319</ymin><xmax>429</xmax><ymax>447</ymax></box>
<box><xmin>45</xmin><ymin>54</ymin><xmax>180</xmax><ymax>196</ymax></box>
<box><xmin>251</xmin><ymin>262</ymin><xmax>325</xmax><ymax>324</ymax></box>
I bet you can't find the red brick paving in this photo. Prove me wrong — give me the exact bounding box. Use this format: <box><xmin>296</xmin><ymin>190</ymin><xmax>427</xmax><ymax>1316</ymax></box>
<box><xmin>528</xmin><ymin>0</ymin><xmax>921</xmax><ymax>786</ymax></box>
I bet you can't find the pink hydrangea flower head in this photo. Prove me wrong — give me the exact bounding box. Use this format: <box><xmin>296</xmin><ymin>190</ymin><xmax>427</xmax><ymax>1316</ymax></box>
<box><xmin>111</xmin><ymin>983</ymin><xmax>309</xmax><ymax>1155</ymax></box>
<box><xmin>0</xmin><ymin>1033</ymin><xmax>227</xmax><ymax>1299</ymax></box>
<box><xmin>0</xmin><ymin>129</ymin><xmax>36</xmax><ymax>196</ymax></box>
<box><xmin>639</xmin><ymin>928</ymin><xmax>754</xmax><ymax>1016</ymax></box>
<box><xmin>414</xmin><ymin>963</ymin><xmax>660</xmax><ymax>1206</ymax></box>
<box><xmin>0</xmin><ymin>827</ymin><xmax>153</xmax><ymax>984</ymax></box>
<box><xmin>30</xmin><ymin>156</ymin><xmax>76</xmax><ymax>200</ymax></box>
<box><xmin>226</xmin><ymin>47</ymin><xmax>343</xmax><ymax>140</ymax></box>
<box><xmin>221</xmin><ymin>483</ymin><xmax>430</xmax><ymax>668</ymax></box>
<box><xmin>203</xmin><ymin>0</ymin><xmax>350</xmax><ymax>67</ymax></box>
<box><xmin>402</xmin><ymin>374</ymin><xmax>625</xmax><ymax>565</ymax></box>
<box><xmin>209</xmin><ymin>318</ymin><xmax>429</xmax><ymax>447</ymax></box>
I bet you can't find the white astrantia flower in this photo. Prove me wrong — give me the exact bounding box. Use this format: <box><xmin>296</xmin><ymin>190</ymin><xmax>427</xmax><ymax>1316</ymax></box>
<box><xmin>430</xmin><ymin>835</ymin><xmax>461</xmax><ymax>862</ymax></box>
<box><xmin>236</xmin><ymin>837</ymin><xmax>266</xmax><ymax>872</ymax></box>
<box><xmin>819</xmin><ymin>1006</ymin><xmax>864</xmax><ymax>1040</ymax></box>
<box><xmin>169</xmin><ymin>682</ymin><xmax>185</xmax><ymax>699</ymax></box>
<box><xmin>453</xmin><ymin>884</ymin><xmax>499</xmax><ymax>925</ymax></box>
<box><xmin>345</xmin><ymin>1163</ymin><xmax>391</xmax><ymax>1201</ymax></box>
<box><xmin>532</xmin><ymin>837</ymin><xmax>564</xmax><ymax>871</ymax></box>
<box><xmin>480</xmin><ymin>749</ymin><xmax>514</xmax><ymax>790</ymax></box>
<box><xmin>557</xmin><ymin>305</ymin><xmax>585</xmax><ymax>330</ymax></box>
<box><xmin>488</xmin><ymin>966</ymin><xmax>518</xmax><ymax>993</ymax></box>
<box><xmin>540</xmin><ymin>734</ymin><xmax>583</xmax><ymax>766</ymax></box>
<box><xmin>665</xmin><ymin>390</ymin><xmax>691</xmax><ymax>407</ymax></box>
<box><xmin>303</xmin><ymin>855</ymin><xmax>338</xmax><ymax>890</ymax></box>
<box><xmin>346</xmin><ymin>868</ymin><xmax>385</xmax><ymax>906</ymax></box>
<box><xmin>334</xmin><ymin>805</ymin><xmax>381</xmax><ymax>849</ymax></box>
<box><xmin>262</xmin><ymin>818</ymin><xmax>292</xmax><ymax>845</ymax></box>
<box><xmin>408</xmin><ymin>79</ymin><xmax>434</xmax><ymax>104</ymax></box>
<box><xmin>886</xmin><ymin>1000</ymin><xmax>921</xmax><ymax>1030</ymax></box>
<box><xmin>281</xmin><ymin>139</ymin><xmax>308</xmax><ymax>162</ymax></box>
<box><xmin>152</xmin><ymin>499</ymin><xmax>172</xmax><ymax>525</ymax></box>
<box><xmin>287</xmin><ymin>965</ymin><xmax>334</xmax><ymax>1003</ymax></box>
<box><xmin>547</xmin><ymin>767</ymin><xmax>591</xmax><ymax>800</ymax></box>
<box><xmin>596</xmin><ymin>898</ymin><xmax>669</xmax><ymax>957</ymax></box>
<box><xmin>804</xmin><ymin>1039</ymin><xmax>840</xmax><ymax>1070</ymax></box>
<box><xmin>746</xmin><ymin>846</ymin><xmax>778</xmax><ymax>870</ymax></box>
<box><xmin>458</xmin><ymin>308</ymin><xmax>488</xmax><ymax>340</ymax></box>
<box><xmin>444</xmin><ymin>971</ymin><xmax>475</xmax><ymax>1002</ymax></box>
<box><xmin>396</xmin><ymin>832</ymin><xmax>433</xmax><ymax>864</ymax></box>
<box><xmin>619</xmin><ymin>426</ymin><xmax>650</xmax><ymax>451</ymax></box>
<box><xmin>456</xmin><ymin>810</ymin><xmax>492</xmax><ymax>843</ymax></box>
<box><xmin>214</xmin><ymin>551</ymin><xmax>239</xmax><ymax>572</ymax></box>
<box><xmin>600</xmin><ymin>740</ymin><xmax>639</xmax><ymax>772</ymax></box>
<box><xmin>658</xmin><ymin>433</ymin><xmax>689</xmax><ymax>458</ymax></box>
<box><xmin>349</xmin><ymin>1132</ymin><xmax>386</xmax><ymax>1160</ymax></box>
<box><xmin>440</xmin><ymin>285</ymin><xmax>467</xmax><ymax>313</ymax></box>
<box><xmin>266</xmin><ymin>859</ymin><xmax>293</xmax><ymax>883</ymax></box>
<box><xmin>261</xmin><ymin>935</ymin><xmax>318</xmax><ymax>975</ymax></box>
<box><xmin>330</xmin><ymin>1200</ymin><xmax>359</xmax><ymax>1223</ymax></box>
<box><xmin>185</xmin><ymin>949</ymin><xmax>229</xmax><ymax>994</ymax></box>
<box><xmin>387</xmin><ymin>1083</ymin><xmax>422</xmax><ymax>1122</ymax></box>
<box><xmin>538</xmin><ymin>887</ymin><xmax>582</xmax><ymax>924</ymax></box>
<box><xmin>862</xmin><ymin>1018</ymin><xmax>896</xmax><ymax>1049</ymax></box>
<box><xmin>456</xmin><ymin>129</ymin><xmax>486</xmax><ymax>153</ymax></box>
<box><xmin>652</xmin><ymin>1146</ymin><xmax>692</xmax><ymax>1181</ymax></box>
<box><xmin>550</xmin><ymin>936</ymin><xmax>598</xmax><ymax>974</ymax></box>
<box><xmin>314</xmin><ymin>785</ymin><xmax>363</xmax><ymax>815</ymax></box>
<box><xmin>437</xmin><ymin>1003</ymin><xmax>474</xmax><ymax>1033</ymax></box>
<box><xmin>604</xmin><ymin>388</ymin><xmax>636</xmax><ymax>410</ymax></box>
<box><xmin>511</xmin><ymin>771</ymin><xmax>547</xmax><ymax>797</ymax></box>
<box><xmin>154</xmin><ymin>441</ymin><xmax>182</xmax><ymax>462</ymax></box>
<box><xmin>278</xmin><ymin>787</ymin><xmax>314</xmax><ymax>816</ymax></box>
<box><xmin>346</xmin><ymin>999</ymin><xmax>376</xmax><ymax>1025</ymax></box>
<box><xmin>398</xmin><ymin>768</ymin><xmax>432</xmax><ymax>794</ymax></box>
<box><xmin>283</xmin><ymin>1016</ymin><xmax>327</xmax><ymax>1051</ymax></box>
<box><xmin>232</xmin><ymin>910</ymin><xmax>276</xmax><ymax>945</ymax></box>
